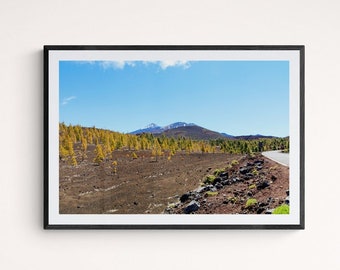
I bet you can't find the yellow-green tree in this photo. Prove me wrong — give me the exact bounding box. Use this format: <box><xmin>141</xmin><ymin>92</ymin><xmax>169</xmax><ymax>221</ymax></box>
<box><xmin>59</xmin><ymin>144</ymin><xmax>68</xmax><ymax>161</ymax></box>
<box><xmin>151</xmin><ymin>139</ymin><xmax>162</xmax><ymax>161</ymax></box>
<box><xmin>94</xmin><ymin>144</ymin><xmax>105</xmax><ymax>164</ymax></box>
<box><xmin>112</xmin><ymin>160</ymin><xmax>118</xmax><ymax>175</ymax></box>
<box><xmin>81</xmin><ymin>136</ymin><xmax>88</xmax><ymax>160</ymax></box>
<box><xmin>70</xmin><ymin>155</ymin><xmax>78</xmax><ymax>166</ymax></box>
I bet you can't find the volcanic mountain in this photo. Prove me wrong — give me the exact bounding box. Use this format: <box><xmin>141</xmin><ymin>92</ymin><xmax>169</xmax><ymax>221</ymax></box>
<box><xmin>160</xmin><ymin>125</ymin><xmax>225</xmax><ymax>140</ymax></box>
<box><xmin>130</xmin><ymin>122</ymin><xmax>232</xmax><ymax>140</ymax></box>
<box><xmin>130</xmin><ymin>122</ymin><xmax>277</xmax><ymax>141</ymax></box>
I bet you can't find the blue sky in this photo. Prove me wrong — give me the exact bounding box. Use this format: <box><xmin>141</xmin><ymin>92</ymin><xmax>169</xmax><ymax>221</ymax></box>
<box><xmin>59</xmin><ymin>60</ymin><xmax>289</xmax><ymax>137</ymax></box>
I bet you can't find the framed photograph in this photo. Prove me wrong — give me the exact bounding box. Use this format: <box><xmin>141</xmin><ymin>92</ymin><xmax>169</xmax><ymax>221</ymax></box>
<box><xmin>44</xmin><ymin>45</ymin><xmax>304</xmax><ymax>229</ymax></box>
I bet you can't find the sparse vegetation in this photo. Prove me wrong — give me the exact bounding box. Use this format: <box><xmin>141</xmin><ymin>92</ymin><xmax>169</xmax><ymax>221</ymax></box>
<box><xmin>252</xmin><ymin>168</ymin><xmax>259</xmax><ymax>176</ymax></box>
<box><xmin>228</xmin><ymin>197</ymin><xmax>238</xmax><ymax>204</ymax></box>
<box><xmin>225</xmin><ymin>164</ymin><xmax>232</xmax><ymax>170</ymax></box>
<box><xmin>248</xmin><ymin>184</ymin><xmax>256</xmax><ymax>189</ymax></box>
<box><xmin>213</xmin><ymin>168</ymin><xmax>224</xmax><ymax>176</ymax></box>
<box><xmin>167</xmin><ymin>203</ymin><xmax>177</xmax><ymax>208</ymax></box>
<box><xmin>204</xmin><ymin>175</ymin><xmax>216</xmax><ymax>184</ymax></box>
<box><xmin>269</xmin><ymin>166</ymin><xmax>278</xmax><ymax>172</ymax></box>
<box><xmin>112</xmin><ymin>160</ymin><xmax>118</xmax><ymax>174</ymax></box>
<box><xmin>272</xmin><ymin>204</ymin><xmax>289</xmax><ymax>214</ymax></box>
<box><xmin>206</xmin><ymin>191</ymin><xmax>218</xmax><ymax>196</ymax></box>
<box><xmin>245</xmin><ymin>198</ymin><xmax>257</xmax><ymax>208</ymax></box>
<box><xmin>248</xmin><ymin>152</ymin><xmax>256</xmax><ymax>158</ymax></box>
<box><xmin>231</xmin><ymin>160</ymin><xmax>239</xmax><ymax>166</ymax></box>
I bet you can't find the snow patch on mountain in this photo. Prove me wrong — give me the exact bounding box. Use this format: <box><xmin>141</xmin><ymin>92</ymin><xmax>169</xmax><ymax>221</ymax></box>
<box><xmin>130</xmin><ymin>122</ymin><xmax>196</xmax><ymax>134</ymax></box>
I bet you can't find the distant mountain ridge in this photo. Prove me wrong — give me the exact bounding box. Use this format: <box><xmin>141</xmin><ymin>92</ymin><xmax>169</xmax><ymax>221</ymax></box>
<box><xmin>130</xmin><ymin>123</ymin><xmax>163</xmax><ymax>134</ymax></box>
<box><xmin>130</xmin><ymin>122</ymin><xmax>277</xmax><ymax>140</ymax></box>
<box><xmin>164</xmin><ymin>122</ymin><xmax>196</xmax><ymax>130</ymax></box>
<box><xmin>234</xmin><ymin>134</ymin><xmax>276</xmax><ymax>140</ymax></box>
<box><xmin>130</xmin><ymin>122</ymin><xmax>197</xmax><ymax>135</ymax></box>
<box><xmin>160</xmin><ymin>125</ymin><xmax>226</xmax><ymax>140</ymax></box>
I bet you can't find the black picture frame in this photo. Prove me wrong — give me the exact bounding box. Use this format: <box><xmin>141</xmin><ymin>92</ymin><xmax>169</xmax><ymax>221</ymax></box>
<box><xmin>44</xmin><ymin>45</ymin><xmax>304</xmax><ymax>229</ymax></box>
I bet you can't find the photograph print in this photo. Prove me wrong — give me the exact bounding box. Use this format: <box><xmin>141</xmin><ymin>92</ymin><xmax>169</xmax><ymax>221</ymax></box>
<box><xmin>44</xmin><ymin>46</ymin><xmax>304</xmax><ymax>229</ymax></box>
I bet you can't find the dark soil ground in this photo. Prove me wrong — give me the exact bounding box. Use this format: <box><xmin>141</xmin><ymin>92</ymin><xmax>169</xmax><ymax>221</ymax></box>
<box><xmin>59</xmin><ymin>144</ymin><xmax>242</xmax><ymax>214</ymax></box>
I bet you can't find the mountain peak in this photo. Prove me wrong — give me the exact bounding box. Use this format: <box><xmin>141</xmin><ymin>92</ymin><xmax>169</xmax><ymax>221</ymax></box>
<box><xmin>146</xmin><ymin>123</ymin><xmax>160</xmax><ymax>129</ymax></box>
<box><xmin>164</xmin><ymin>122</ymin><xmax>196</xmax><ymax>130</ymax></box>
<box><xmin>130</xmin><ymin>123</ymin><xmax>163</xmax><ymax>135</ymax></box>
<box><xmin>130</xmin><ymin>122</ymin><xmax>197</xmax><ymax>135</ymax></box>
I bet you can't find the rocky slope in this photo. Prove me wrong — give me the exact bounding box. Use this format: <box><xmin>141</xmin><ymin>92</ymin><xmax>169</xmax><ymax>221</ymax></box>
<box><xmin>165</xmin><ymin>154</ymin><xmax>289</xmax><ymax>215</ymax></box>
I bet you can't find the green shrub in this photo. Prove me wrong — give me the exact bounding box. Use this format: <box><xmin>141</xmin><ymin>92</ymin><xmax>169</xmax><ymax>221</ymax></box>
<box><xmin>272</xmin><ymin>204</ymin><xmax>289</xmax><ymax>214</ymax></box>
<box><xmin>228</xmin><ymin>197</ymin><xmax>238</xmax><ymax>204</ymax></box>
<box><xmin>245</xmin><ymin>198</ymin><xmax>257</xmax><ymax>208</ymax></box>
<box><xmin>248</xmin><ymin>184</ymin><xmax>256</xmax><ymax>189</ymax></box>
<box><xmin>252</xmin><ymin>168</ymin><xmax>259</xmax><ymax>176</ymax></box>
<box><xmin>248</xmin><ymin>152</ymin><xmax>255</xmax><ymax>158</ymax></box>
<box><xmin>269</xmin><ymin>166</ymin><xmax>278</xmax><ymax>172</ymax></box>
<box><xmin>206</xmin><ymin>191</ymin><xmax>218</xmax><ymax>196</ymax></box>
<box><xmin>231</xmin><ymin>160</ymin><xmax>239</xmax><ymax>166</ymax></box>
<box><xmin>225</xmin><ymin>164</ymin><xmax>232</xmax><ymax>170</ymax></box>
<box><xmin>213</xmin><ymin>169</ymin><xmax>223</xmax><ymax>176</ymax></box>
<box><xmin>204</xmin><ymin>175</ymin><xmax>216</xmax><ymax>184</ymax></box>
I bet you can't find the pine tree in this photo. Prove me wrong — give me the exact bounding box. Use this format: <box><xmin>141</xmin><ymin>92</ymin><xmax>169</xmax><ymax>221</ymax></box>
<box><xmin>67</xmin><ymin>138</ymin><xmax>75</xmax><ymax>156</ymax></box>
<box><xmin>81</xmin><ymin>136</ymin><xmax>88</xmax><ymax>160</ymax></box>
<box><xmin>151</xmin><ymin>139</ymin><xmax>162</xmax><ymax>161</ymax></box>
<box><xmin>70</xmin><ymin>155</ymin><xmax>78</xmax><ymax>166</ymax></box>
<box><xmin>59</xmin><ymin>144</ymin><xmax>68</xmax><ymax>161</ymax></box>
<box><xmin>94</xmin><ymin>144</ymin><xmax>105</xmax><ymax>164</ymax></box>
<box><xmin>112</xmin><ymin>160</ymin><xmax>118</xmax><ymax>175</ymax></box>
<box><xmin>87</xmin><ymin>131</ymin><xmax>93</xmax><ymax>144</ymax></box>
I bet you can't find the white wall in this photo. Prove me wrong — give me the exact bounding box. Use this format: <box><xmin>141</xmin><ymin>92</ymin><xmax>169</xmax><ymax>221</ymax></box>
<box><xmin>1</xmin><ymin>0</ymin><xmax>339</xmax><ymax>269</ymax></box>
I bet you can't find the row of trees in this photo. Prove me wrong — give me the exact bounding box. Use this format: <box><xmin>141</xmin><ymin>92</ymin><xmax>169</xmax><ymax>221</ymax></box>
<box><xmin>211</xmin><ymin>137</ymin><xmax>289</xmax><ymax>154</ymax></box>
<box><xmin>59</xmin><ymin>123</ymin><xmax>289</xmax><ymax>165</ymax></box>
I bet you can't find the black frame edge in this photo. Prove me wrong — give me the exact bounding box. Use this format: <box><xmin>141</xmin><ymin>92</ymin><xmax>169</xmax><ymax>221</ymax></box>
<box><xmin>299</xmin><ymin>46</ymin><xmax>305</xmax><ymax>230</ymax></box>
<box><xmin>43</xmin><ymin>45</ymin><xmax>305</xmax><ymax>51</ymax></box>
<box><xmin>43</xmin><ymin>45</ymin><xmax>305</xmax><ymax>230</ymax></box>
<box><xmin>44</xmin><ymin>224</ymin><xmax>304</xmax><ymax>230</ymax></box>
<box><xmin>44</xmin><ymin>46</ymin><xmax>49</xmax><ymax>229</ymax></box>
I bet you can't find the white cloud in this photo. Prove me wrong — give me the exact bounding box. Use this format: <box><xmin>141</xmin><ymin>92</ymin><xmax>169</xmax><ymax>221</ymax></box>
<box><xmin>96</xmin><ymin>60</ymin><xmax>190</xmax><ymax>70</ymax></box>
<box><xmin>99</xmin><ymin>61</ymin><xmax>136</xmax><ymax>70</ymax></box>
<box><xmin>142</xmin><ymin>60</ymin><xmax>191</xmax><ymax>70</ymax></box>
<box><xmin>74</xmin><ymin>61</ymin><xmax>96</xmax><ymax>66</ymax></box>
<box><xmin>158</xmin><ymin>60</ymin><xmax>191</xmax><ymax>70</ymax></box>
<box><xmin>62</xmin><ymin>96</ymin><xmax>76</xmax><ymax>105</ymax></box>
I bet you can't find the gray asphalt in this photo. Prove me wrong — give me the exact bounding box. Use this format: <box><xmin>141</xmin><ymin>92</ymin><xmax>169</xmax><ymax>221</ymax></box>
<box><xmin>262</xmin><ymin>150</ymin><xmax>289</xmax><ymax>167</ymax></box>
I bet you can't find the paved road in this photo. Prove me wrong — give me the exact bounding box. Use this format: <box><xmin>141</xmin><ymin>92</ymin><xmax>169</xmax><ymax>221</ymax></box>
<box><xmin>262</xmin><ymin>150</ymin><xmax>289</xmax><ymax>167</ymax></box>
